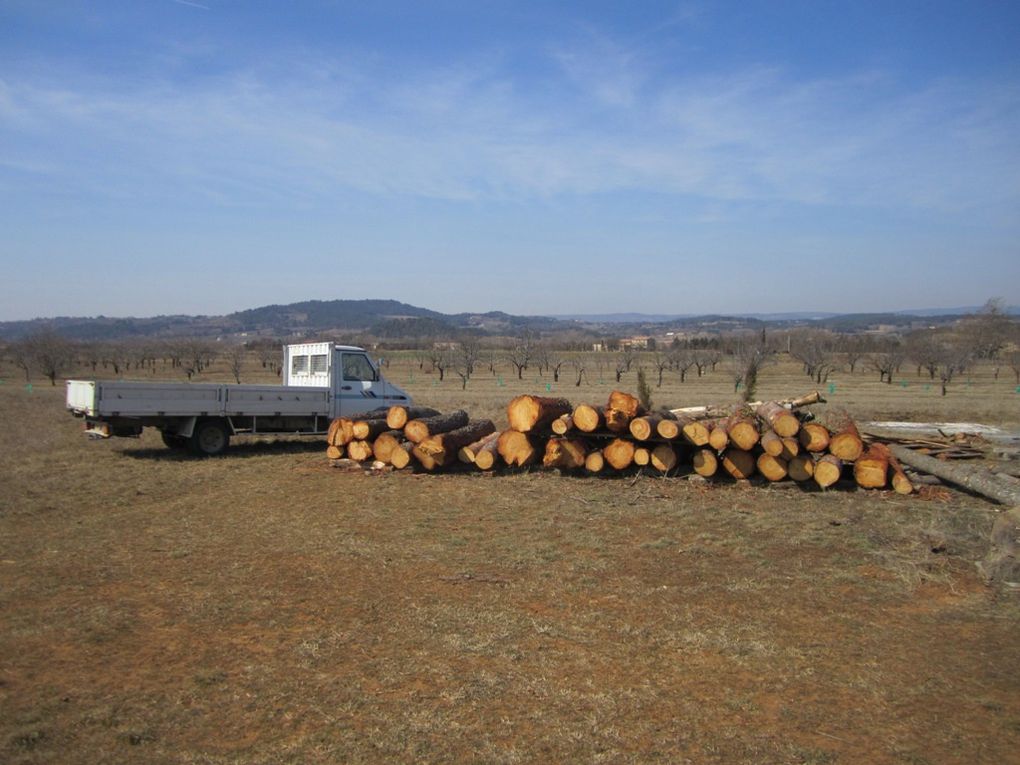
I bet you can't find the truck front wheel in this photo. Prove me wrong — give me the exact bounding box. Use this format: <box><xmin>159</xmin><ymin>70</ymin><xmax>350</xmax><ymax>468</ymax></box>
<box><xmin>189</xmin><ymin>419</ymin><xmax>230</xmax><ymax>457</ymax></box>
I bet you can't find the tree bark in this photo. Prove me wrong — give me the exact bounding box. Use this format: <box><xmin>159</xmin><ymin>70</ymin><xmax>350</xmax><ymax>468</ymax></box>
<box><xmin>888</xmin><ymin>444</ymin><xmax>1020</xmax><ymax>505</ymax></box>
<box><xmin>404</xmin><ymin>410</ymin><xmax>470</xmax><ymax>444</ymax></box>
<box><xmin>415</xmin><ymin>420</ymin><xmax>496</xmax><ymax>469</ymax></box>
<box><xmin>497</xmin><ymin>430</ymin><xmax>539</xmax><ymax>467</ymax></box>
<box><xmin>386</xmin><ymin>405</ymin><xmax>441</xmax><ymax>430</ymax></box>
<box><xmin>603</xmin><ymin>438</ymin><xmax>636</xmax><ymax>470</ymax></box>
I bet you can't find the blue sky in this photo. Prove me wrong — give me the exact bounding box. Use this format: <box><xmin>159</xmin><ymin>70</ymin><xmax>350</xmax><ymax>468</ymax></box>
<box><xmin>1</xmin><ymin>1</ymin><xmax>1018</xmax><ymax>320</ymax></box>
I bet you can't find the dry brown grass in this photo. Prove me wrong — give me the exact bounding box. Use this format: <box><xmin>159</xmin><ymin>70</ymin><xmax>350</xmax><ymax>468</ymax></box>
<box><xmin>1</xmin><ymin>355</ymin><xmax>1020</xmax><ymax>764</ymax></box>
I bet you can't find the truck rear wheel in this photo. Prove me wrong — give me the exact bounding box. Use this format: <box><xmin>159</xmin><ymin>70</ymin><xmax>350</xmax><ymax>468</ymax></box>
<box><xmin>189</xmin><ymin>419</ymin><xmax>230</xmax><ymax>457</ymax></box>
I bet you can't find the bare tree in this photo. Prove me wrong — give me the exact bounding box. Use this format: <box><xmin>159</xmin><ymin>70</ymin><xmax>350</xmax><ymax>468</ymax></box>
<box><xmin>1008</xmin><ymin>349</ymin><xmax>1020</xmax><ymax>385</ymax></box>
<box><xmin>668</xmin><ymin>347</ymin><xmax>696</xmax><ymax>383</ymax></box>
<box><xmin>935</xmin><ymin>341</ymin><xmax>972</xmax><ymax>396</ymax></box>
<box><xmin>962</xmin><ymin>298</ymin><xmax>1013</xmax><ymax>360</ymax></box>
<box><xmin>226</xmin><ymin>344</ymin><xmax>247</xmax><ymax>384</ymax></box>
<box><xmin>506</xmin><ymin>332</ymin><xmax>534</xmax><ymax>380</ymax></box>
<box><xmin>869</xmin><ymin>348</ymin><xmax>906</xmax><ymax>385</ymax></box>
<box><xmin>652</xmin><ymin>352</ymin><xmax>670</xmax><ymax>387</ymax></box>
<box><xmin>19</xmin><ymin>330</ymin><xmax>73</xmax><ymax>385</ymax></box>
<box><xmin>790</xmin><ymin>331</ymin><xmax>838</xmax><ymax>383</ymax></box>
<box><xmin>727</xmin><ymin>340</ymin><xmax>772</xmax><ymax>401</ymax></box>
<box><xmin>840</xmin><ymin>335</ymin><xmax>866</xmax><ymax>375</ymax></box>
<box><xmin>572</xmin><ymin>357</ymin><xmax>588</xmax><ymax>386</ymax></box>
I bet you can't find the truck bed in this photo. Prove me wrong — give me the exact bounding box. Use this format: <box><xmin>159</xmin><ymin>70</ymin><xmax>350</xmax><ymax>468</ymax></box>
<box><xmin>66</xmin><ymin>380</ymin><xmax>331</xmax><ymax>418</ymax></box>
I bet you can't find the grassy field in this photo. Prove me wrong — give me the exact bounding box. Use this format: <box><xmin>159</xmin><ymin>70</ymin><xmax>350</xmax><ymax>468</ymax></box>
<box><xmin>2</xmin><ymin>355</ymin><xmax>1020</xmax><ymax>764</ymax></box>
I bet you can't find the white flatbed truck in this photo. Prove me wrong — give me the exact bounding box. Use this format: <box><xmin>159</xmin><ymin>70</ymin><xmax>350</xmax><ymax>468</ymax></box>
<box><xmin>65</xmin><ymin>343</ymin><xmax>412</xmax><ymax>456</ymax></box>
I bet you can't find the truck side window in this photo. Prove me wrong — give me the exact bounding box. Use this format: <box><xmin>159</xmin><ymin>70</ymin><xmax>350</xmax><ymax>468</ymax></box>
<box><xmin>342</xmin><ymin>355</ymin><xmax>376</xmax><ymax>382</ymax></box>
<box><xmin>291</xmin><ymin>355</ymin><xmax>309</xmax><ymax>376</ymax></box>
<box><xmin>310</xmin><ymin>354</ymin><xmax>328</xmax><ymax>374</ymax></box>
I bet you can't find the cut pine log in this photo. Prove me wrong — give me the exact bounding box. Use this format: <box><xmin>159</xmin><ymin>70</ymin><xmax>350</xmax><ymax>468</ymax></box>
<box><xmin>757</xmin><ymin>453</ymin><xmax>788</xmax><ymax>482</ymax></box>
<box><xmin>404</xmin><ymin>410</ymin><xmax>469</xmax><ymax>444</ymax></box>
<box><xmin>868</xmin><ymin>442</ymin><xmax>914</xmax><ymax>495</ymax></box>
<box><xmin>605</xmin><ymin>391</ymin><xmax>645</xmax><ymax>433</ymax></box>
<box><xmin>585</xmin><ymin>451</ymin><xmax>605</xmax><ymax>473</ymax></box>
<box><xmin>633</xmin><ymin>447</ymin><xmax>651</xmax><ymax>466</ymax></box>
<box><xmin>372</xmin><ymin>431</ymin><xmax>403</xmax><ymax>464</ymax></box>
<box><xmin>760</xmin><ymin>430</ymin><xmax>785</xmax><ymax>457</ymax></box>
<box><xmin>757</xmin><ymin>401</ymin><xmax>800</xmax><ymax>438</ymax></box>
<box><xmin>799</xmin><ymin>423</ymin><xmax>830</xmax><ymax>452</ymax></box>
<box><xmin>814</xmin><ymin>454</ymin><xmax>843</xmax><ymax>489</ymax></box>
<box><xmin>352</xmin><ymin>418</ymin><xmax>391</xmax><ymax>442</ymax></box>
<box><xmin>726</xmin><ymin>416</ymin><xmax>760</xmax><ymax>451</ymax></box>
<box><xmin>721</xmin><ymin>449</ymin><xmax>756</xmax><ymax>480</ymax></box>
<box><xmin>497</xmin><ymin>430</ymin><xmax>539</xmax><ymax>467</ymax></box>
<box><xmin>347</xmin><ymin>440</ymin><xmax>374</xmax><ymax>462</ymax></box>
<box><xmin>829</xmin><ymin>421</ymin><xmax>864</xmax><ymax>462</ymax></box>
<box><xmin>670</xmin><ymin>391</ymin><xmax>824</xmax><ymax>419</ymax></box>
<box><xmin>507</xmin><ymin>396</ymin><xmax>573</xmax><ymax>433</ymax></box>
<box><xmin>551</xmin><ymin>414</ymin><xmax>574</xmax><ymax>436</ymax></box>
<box><xmin>386</xmin><ymin>405</ymin><xmax>441</xmax><ymax>430</ymax></box>
<box><xmin>853</xmin><ymin>446</ymin><xmax>889</xmax><ymax>489</ymax></box>
<box><xmin>542</xmin><ymin>438</ymin><xmax>589</xmax><ymax>470</ymax></box>
<box><xmin>415</xmin><ymin>420</ymin><xmax>497</xmax><ymax>470</ymax></box>
<box><xmin>572</xmin><ymin>404</ymin><xmax>606</xmax><ymax>433</ymax></box>
<box><xmin>459</xmin><ymin>431</ymin><xmax>500</xmax><ymax>464</ymax></box>
<box><xmin>780</xmin><ymin>437</ymin><xmax>800</xmax><ymax>460</ymax></box>
<box><xmin>707</xmin><ymin>420</ymin><xmax>730</xmax><ymax>452</ymax></box>
<box><xmin>887</xmin><ymin>444</ymin><xmax>1020</xmax><ymax>505</ymax></box>
<box><xmin>326</xmin><ymin>444</ymin><xmax>344</xmax><ymax>460</ymax></box>
<box><xmin>650</xmin><ymin>444</ymin><xmax>678</xmax><ymax>473</ymax></box>
<box><xmin>390</xmin><ymin>441</ymin><xmax>414</xmax><ymax>469</ymax></box>
<box><xmin>693</xmin><ymin>448</ymin><xmax>719</xmax><ymax>477</ymax></box>
<box><xmin>788</xmin><ymin>453</ymin><xmax>815</xmax><ymax>482</ymax></box>
<box><xmin>326</xmin><ymin>418</ymin><xmax>343</xmax><ymax>447</ymax></box>
<box><xmin>681</xmin><ymin>418</ymin><xmax>710</xmax><ymax>446</ymax></box>
<box><xmin>631</xmin><ymin>414</ymin><xmax>672</xmax><ymax>441</ymax></box>
<box><xmin>329</xmin><ymin>418</ymin><xmax>356</xmax><ymax>447</ymax></box>
<box><xmin>471</xmin><ymin>432</ymin><xmax>502</xmax><ymax>470</ymax></box>
<box><xmin>603</xmin><ymin>438</ymin><xmax>636</xmax><ymax>470</ymax></box>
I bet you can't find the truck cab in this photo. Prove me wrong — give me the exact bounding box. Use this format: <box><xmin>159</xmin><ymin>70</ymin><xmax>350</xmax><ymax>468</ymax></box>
<box><xmin>282</xmin><ymin>342</ymin><xmax>409</xmax><ymax>418</ymax></box>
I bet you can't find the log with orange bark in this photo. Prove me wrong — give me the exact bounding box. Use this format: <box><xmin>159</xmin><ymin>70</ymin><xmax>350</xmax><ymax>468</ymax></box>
<box><xmin>497</xmin><ymin>430</ymin><xmax>540</xmax><ymax>467</ymax></box>
<box><xmin>868</xmin><ymin>442</ymin><xmax>914</xmax><ymax>495</ymax></box>
<box><xmin>814</xmin><ymin>454</ymin><xmax>843</xmax><ymax>489</ymax></box>
<box><xmin>572</xmin><ymin>404</ymin><xmax>606</xmax><ymax>433</ymax></box>
<box><xmin>826</xmin><ymin>414</ymin><xmax>864</xmax><ymax>462</ymax></box>
<box><xmin>853</xmin><ymin>445</ymin><xmax>889</xmax><ymax>489</ymax></box>
<box><xmin>757</xmin><ymin>401</ymin><xmax>801</xmax><ymax>438</ymax></box>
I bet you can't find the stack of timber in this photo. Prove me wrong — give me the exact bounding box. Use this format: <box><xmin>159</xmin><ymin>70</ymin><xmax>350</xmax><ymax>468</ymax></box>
<box><xmin>321</xmin><ymin>390</ymin><xmax>1020</xmax><ymax>503</ymax></box>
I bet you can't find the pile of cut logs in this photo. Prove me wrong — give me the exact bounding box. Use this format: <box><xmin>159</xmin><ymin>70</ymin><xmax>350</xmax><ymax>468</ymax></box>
<box><xmin>323</xmin><ymin>390</ymin><xmax>921</xmax><ymax>494</ymax></box>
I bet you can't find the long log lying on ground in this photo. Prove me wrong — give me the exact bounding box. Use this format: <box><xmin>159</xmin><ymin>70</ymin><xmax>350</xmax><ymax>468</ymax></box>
<box><xmin>386</xmin><ymin>405</ymin><xmax>441</xmax><ymax>430</ymax></box>
<box><xmin>888</xmin><ymin>445</ymin><xmax>1020</xmax><ymax>505</ymax></box>
<box><xmin>498</xmin><ymin>430</ymin><xmax>539</xmax><ymax>467</ymax></box>
<box><xmin>605</xmin><ymin>391</ymin><xmax>644</xmax><ymax>433</ymax></box>
<box><xmin>405</xmin><ymin>410</ymin><xmax>469</xmax><ymax>444</ymax></box>
<box><xmin>573</xmin><ymin>404</ymin><xmax>606</xmax><ymax>433</ymax></box>
<box><xmin>507</xmin><ymin>396</ymin><xmax>573</xmax><ymax>433</ymax></box>
<box><xmin>603</xmin><ymin>438</ymin><xmax>636</xmax><ymax>470</ymax></box>
<box><xmin>670</xmin><ymin>391</ymin><xmax>824</xmax><ymax>419</ymax></box>
<box><xmin>542</xmin><ymin>438</ymin><xmax>589</xmax><ymax>469</ymax></box>
<box><xmin>415</xmin><ymin>420</ymin><xmax>497</xmax><ymax>470</ymax></box>
<box><xmin>757</xmin><ymin>401</ymin><xmax>800</xmax><ymax>438</ymax></box>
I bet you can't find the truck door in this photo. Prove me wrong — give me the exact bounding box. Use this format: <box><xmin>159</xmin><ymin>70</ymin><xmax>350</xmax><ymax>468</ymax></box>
<box><xmin>336</xmin><ymin>352</ymin><xmax>382</xmax><ymax>417</ymax></box>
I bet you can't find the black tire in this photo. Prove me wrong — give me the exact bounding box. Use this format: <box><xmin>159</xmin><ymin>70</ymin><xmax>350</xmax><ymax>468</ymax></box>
<box><xmin>188</xmin><ymin>419</ymin><xmax>230</xmax><ymax>457</ymax></box>
<box><xmin>161</xmin><ymin>431</ymin><xmax>188</xmax><ymax>450</ymax></box>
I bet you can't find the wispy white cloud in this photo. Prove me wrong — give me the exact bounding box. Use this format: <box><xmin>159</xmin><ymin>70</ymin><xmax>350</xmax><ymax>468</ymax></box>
<box><xmin>1</xmin><ymin>44</ymin><xmax>1018</xmax><ymax>221</ymax></box>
